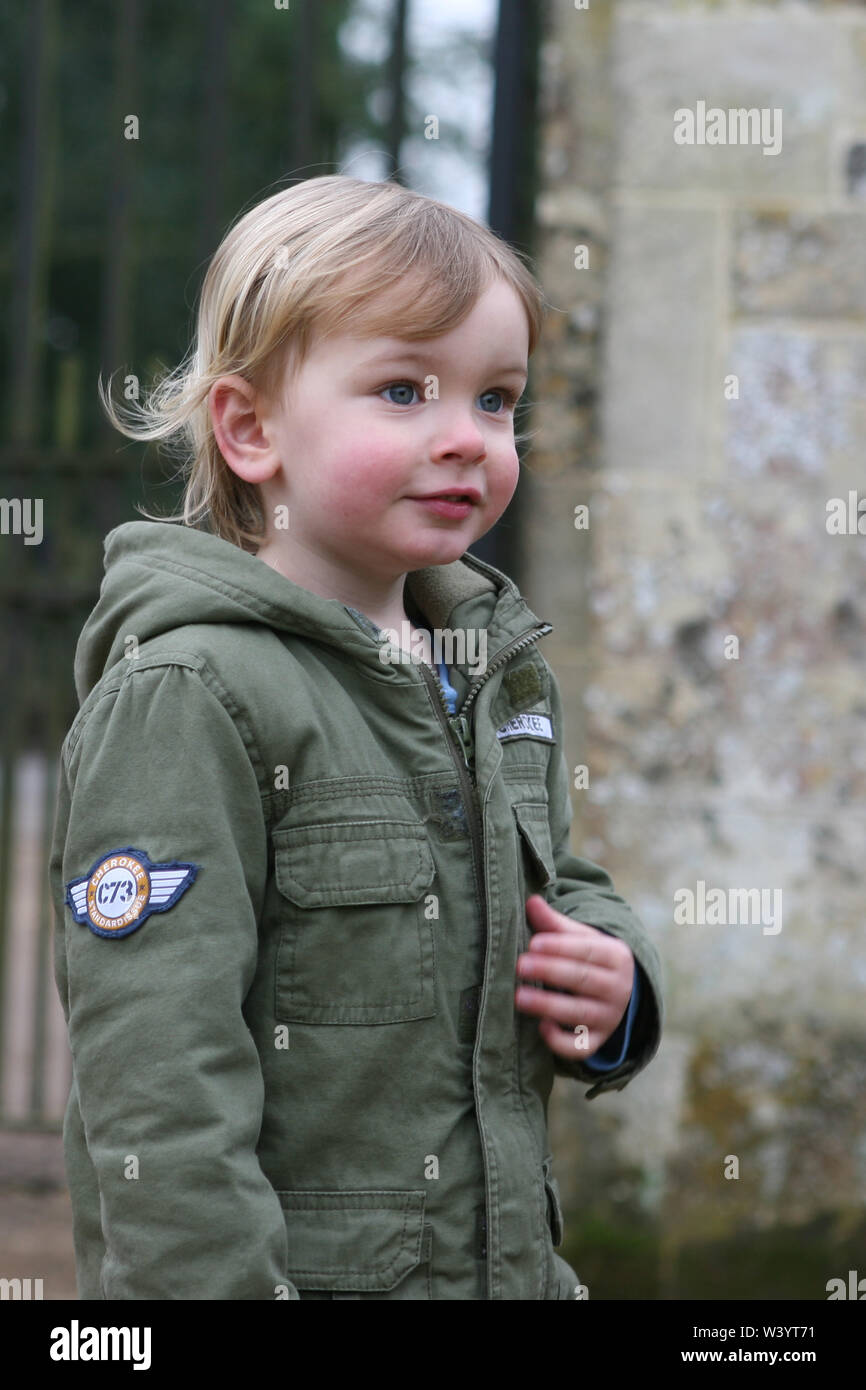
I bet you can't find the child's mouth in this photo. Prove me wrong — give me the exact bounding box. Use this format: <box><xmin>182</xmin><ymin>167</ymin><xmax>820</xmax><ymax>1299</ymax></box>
<box><xmin>411</xmin><ymin>498</ymin><xmax>473</xmax><ymax>519</ymax></box>
<box><xmin>408</xmin><ymin>493</ymin><xmax>477</xmax><ymax>519</ymax></box>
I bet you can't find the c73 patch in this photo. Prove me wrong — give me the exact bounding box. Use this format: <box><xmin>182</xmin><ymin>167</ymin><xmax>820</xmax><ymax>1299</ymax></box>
<box><xmin>65</xmin><ymin>846</ymin><xmax>198</xmax><ymax>939</ymax></box>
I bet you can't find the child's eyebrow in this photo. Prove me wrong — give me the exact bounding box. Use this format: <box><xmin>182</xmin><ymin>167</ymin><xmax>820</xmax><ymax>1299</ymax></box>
<box><xmin>362</xmin><ymin>345</ymin><xmax>527</xmax><ymax>376</ymax></box>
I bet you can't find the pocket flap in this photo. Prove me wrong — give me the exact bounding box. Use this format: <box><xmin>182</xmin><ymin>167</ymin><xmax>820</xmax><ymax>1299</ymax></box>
<box><xmin>513</xmin><ymin>802</ymin><xmax>556</xmax><ymax>887</ymax></box>
<box><xmin>277</xmin><ymin>1190</ymin><xmax>427</xmax><ymax>1291</ymax></box>
<box><xmin>274</xmin><ymin>820</ymin><xmax>435</xmax><ymax>907</ymax></box>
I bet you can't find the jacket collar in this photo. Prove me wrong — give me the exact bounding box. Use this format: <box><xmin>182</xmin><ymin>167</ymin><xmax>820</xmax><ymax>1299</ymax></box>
<box><xmin>76</xmin><ymin>521</ymin><xmax>549</xmax><ymax>700</ymax></box>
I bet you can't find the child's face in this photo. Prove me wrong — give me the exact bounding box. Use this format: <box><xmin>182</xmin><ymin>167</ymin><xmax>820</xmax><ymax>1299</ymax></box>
<box><xmin>255</xmin><ymin>277</ymin><xmax>529</xmax><ymax>583</ymax></box>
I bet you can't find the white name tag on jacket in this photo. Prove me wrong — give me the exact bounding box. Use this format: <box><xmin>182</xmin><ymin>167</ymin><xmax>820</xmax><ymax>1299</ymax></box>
<box><xmin>495</xmin><ymin>712</ymin><xmax>554</xmax><ymax>743</ymax></box>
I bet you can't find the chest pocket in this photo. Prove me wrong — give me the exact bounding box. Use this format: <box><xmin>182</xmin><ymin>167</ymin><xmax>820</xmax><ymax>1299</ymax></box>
<box><xmin>273</xmin><ymin>818</ymin><xmax>437</xmax><ymax>1025</ymax></box>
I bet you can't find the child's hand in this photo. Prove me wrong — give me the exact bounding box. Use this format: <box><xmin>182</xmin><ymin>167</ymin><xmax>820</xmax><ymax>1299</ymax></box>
<box><xmin>515</xmin><ymin>895</ymin><xmax>635</xmax><ymax>1061</ymax></box>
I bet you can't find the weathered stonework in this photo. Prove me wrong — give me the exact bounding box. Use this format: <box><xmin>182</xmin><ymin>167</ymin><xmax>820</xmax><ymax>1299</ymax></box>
<box><xmin>532</xmin><ymin>0</ymin><xmax>866</xmax><ymax>1297</ymax></box>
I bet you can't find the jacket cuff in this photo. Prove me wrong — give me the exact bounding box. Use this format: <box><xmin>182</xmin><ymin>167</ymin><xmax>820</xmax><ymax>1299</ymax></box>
<box><xmin>580</xmin><ymin>962</ymin><xmax>641</xmax><ymax>1072</ymax></box>
<box><xmin>552</xmin><ymin>948</ymin><xmax>661</xmax><ymax>1098</ymax></box>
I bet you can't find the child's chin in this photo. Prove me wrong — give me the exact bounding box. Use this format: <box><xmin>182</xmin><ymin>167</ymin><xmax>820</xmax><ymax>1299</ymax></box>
<box><xmin>403</xmin><ymin>535</ymin><xmax>472</xmax><ymax>567</ymax></box>
<box><xmin>407</xmin><ymin>523</ymin><xmax>477</xmax><ymax>554</ymax></box>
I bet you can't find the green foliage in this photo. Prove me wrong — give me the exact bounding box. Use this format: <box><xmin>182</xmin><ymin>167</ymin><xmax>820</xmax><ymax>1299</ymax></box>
<box><xmin>0</xmin><ymin>0</ymin><xmax>392</xmax><ymax>448</ymax></box>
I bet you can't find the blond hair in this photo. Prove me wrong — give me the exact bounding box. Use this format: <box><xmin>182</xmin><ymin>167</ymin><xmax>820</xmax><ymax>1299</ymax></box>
<box><xmin>99</xmin><ymin>175</ymin><xmax>548</xmax><ymax>552</ymax></box>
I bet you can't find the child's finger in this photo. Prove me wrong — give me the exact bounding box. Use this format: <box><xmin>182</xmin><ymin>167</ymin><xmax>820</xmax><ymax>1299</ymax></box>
<box><xmin>514</xmin><ymin>983</ymin><xmax>604</xmax><ymax>1029</ymax></box>
<box><xmin>516</xmin><ymin>951</ymin><xmax>608</xmax><ymax>998</ymax></box>
<box><xmin>523</xmin><ymin>927</ymin><xmax>627</xmax><ymax>974</ymax></box>
<box><xmin>525</xmin><ymin>894</ymin><xmax>584</xmax><ymax>928</ymax></box>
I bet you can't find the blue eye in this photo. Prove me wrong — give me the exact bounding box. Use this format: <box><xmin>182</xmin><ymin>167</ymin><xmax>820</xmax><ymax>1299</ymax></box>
<box><xmin>479</xmin><ymin>389</ymin><xmax>515</xmax><ymax>413</ymax></box>
<box><xmin>381</xmin><ymin>382</ymin><xmax>419</xmax><ymax>406</ymax></box>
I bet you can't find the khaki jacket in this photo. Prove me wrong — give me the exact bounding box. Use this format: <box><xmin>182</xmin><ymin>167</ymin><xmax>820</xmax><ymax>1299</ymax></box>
<box><xmin>49</xmin><ymin>521</ymin><xmax>663</xmax><ymax>1299</ymax></box>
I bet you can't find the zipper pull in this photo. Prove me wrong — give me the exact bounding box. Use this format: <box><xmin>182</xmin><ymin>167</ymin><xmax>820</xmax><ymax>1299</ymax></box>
<box><xmin>450</xmin><ymin>714</ymin><xmax>474</xmax><ymax>770</ymax></box>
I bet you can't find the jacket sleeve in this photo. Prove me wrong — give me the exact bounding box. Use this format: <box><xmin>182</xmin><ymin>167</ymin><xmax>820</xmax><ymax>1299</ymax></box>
<box><xmin>540</xmin><ymin>664</ymin><xmax>664</xmax><ymax>1099</ymax></box>
<box><xmin>50</xmin><ymin>655</ymin><xmax>293</xmax><ymax>1299</ymax></box>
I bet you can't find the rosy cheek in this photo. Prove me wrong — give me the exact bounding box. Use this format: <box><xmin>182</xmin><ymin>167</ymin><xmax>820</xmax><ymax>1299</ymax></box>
<box><xmin>325</xmin><ymin>455</ymin><xmax>403</xmax><ymax>520</ymax></box>
<box><xmin>344</xmin><ymin>449</ymin><xmax>408</xmax><ymax>491</ymax></box>
<box><xmin>493</xmin><ymin>455</ymin><xmax>520</xmax><ymax>497</ymax></box>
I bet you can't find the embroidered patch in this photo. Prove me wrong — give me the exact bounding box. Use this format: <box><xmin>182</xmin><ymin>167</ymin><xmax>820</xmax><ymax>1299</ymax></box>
<box><xmin>495</xmin><ymin>712</ymin><xmax>554</xmax><ymax>743</ymax></box>
<box><xmin>503</xmin><ymin>664</ymin><xmax>542</xmax><ymax>706</ymax></box>
<box><xmin>65</xmin><ymin>847</ymin><xmax>198</xmax><ymax>939</ymax></box>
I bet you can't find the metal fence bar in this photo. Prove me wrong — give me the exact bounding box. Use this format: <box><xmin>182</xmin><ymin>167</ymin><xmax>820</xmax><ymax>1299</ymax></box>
<box><xmin>0</xmin><ymin>744</ymin><xmax>13</xmax><ymax>1090</ymax></box>
<box><xmin>9</xmin><ymin>0</ymin><xmax>59</xmax><ymax>447</ymax></box>
<box><xmin>99</xmin><ymin>0</ymin><xmax>139</xmax><ymax>429</ymax></box>
<box><xmin>31</xmin><ymin>739</ymin><xmax>62</xmax><ymax>1120</ymax></box>
<box><xmin>0</xmin><ymin>746</ymin><xmax>71</xmax><ymax>1131</ymax></box>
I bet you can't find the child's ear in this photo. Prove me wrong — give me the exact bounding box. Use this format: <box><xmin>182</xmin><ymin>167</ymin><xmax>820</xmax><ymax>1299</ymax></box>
<box><xmin>209</xmin><ymin>374</ymin><xmax>281</xmax><ymax>484</ymax></box>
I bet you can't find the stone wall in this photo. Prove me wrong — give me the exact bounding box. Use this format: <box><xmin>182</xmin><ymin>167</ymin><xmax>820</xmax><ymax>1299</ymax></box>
<box><xmin>529</xmin><ymin>0</ymin><xmax>866</xmax><ymax>1298</ymax></box>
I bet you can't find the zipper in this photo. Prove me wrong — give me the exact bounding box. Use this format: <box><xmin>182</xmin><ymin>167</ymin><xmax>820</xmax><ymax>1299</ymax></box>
<box><xmin>418</xmin><ymin>662</ymin><xmax>484</xmax><ymax>900</ymax></box>
<box><xmin>416</xmin><ymin>619</ymin><xmax>552</xmax><ymax>942</ymax></box>
<box><xmin>420</xmin><ymin>622</ymin><xmax>554</xmax><ymax>776</ymax></box>
<box><xmin>423</xmin><ymin>665</ymin><xmax>475</xmax><ymax>773</ymax></box>
<box><xmin>416</xmin><ymin>619</ymin><xmax>553</xmax><ymax>1297</ymax></box>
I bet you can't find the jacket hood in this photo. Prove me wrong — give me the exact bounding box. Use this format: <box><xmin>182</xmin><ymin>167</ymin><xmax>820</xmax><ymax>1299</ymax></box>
<box><xmin>74</xmin><ymin>521</ymin><xmax>549</xmax><ymax>705</ymax></box>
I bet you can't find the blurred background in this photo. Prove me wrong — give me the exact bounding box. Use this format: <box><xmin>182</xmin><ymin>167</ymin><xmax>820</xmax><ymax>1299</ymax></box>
<box><xmin>1</xmin><ymin>0</ymin><xmax>865</xmax><ymax>1300</ymax></box>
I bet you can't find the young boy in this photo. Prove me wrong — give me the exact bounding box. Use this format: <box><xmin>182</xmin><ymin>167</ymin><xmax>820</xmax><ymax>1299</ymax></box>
<box><xmin>49</xmin><ymin>175</ymin><xmax>663</xmax><ymax>1300</ymax></box>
